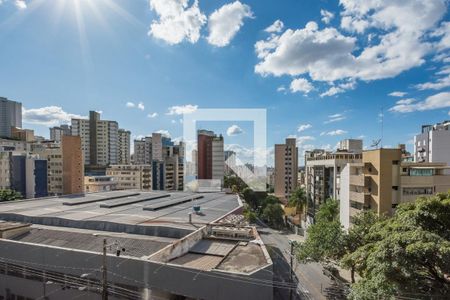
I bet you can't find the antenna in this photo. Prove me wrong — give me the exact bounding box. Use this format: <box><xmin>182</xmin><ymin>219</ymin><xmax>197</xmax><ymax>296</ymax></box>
<box><xmin>371</xmin><ymin>139</ymin><xmax>381</xmax><ymax>149</ymax></box>
<box><xmin>380</xmin><ymin>107</ymin><xmax>384</xmax><ymax>148</ymax></box>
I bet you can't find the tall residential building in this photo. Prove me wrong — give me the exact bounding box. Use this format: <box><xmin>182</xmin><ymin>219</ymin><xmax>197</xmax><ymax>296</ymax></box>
<box><xmin>152</xmin><ymin>133</ymin><xmax>163</xmax><ymax>162</ymax></box>
<box><xmin>197</xmin><ymin>130</ymin><xmax>224</xmax><ymax>184</ymax></box>
<box><xmin>10</xmin><ymin>154</ymin><xmax>48</xmax><ymax>199</ymax></box>
<box><xmin>305</xmin><ymin>140</ymin><xmax>363</xmax><ymax>221</ymax></box>
<box><xmin>414</xmin><ymin>120</ymin><xmax>450</xmax><ymax>165</ymax></box>
<box><xmin>106</xmin><ymin>165</ymin><xmax>152</xmax><ymax>190</ymax></box>
<box><xmin>49</xmin><ymin>125</ymin><xmax>71</xmax><ymax>142</ymax></box>
<box><xmin>133</xmin><ymin>136</ymin><xmax>152</xmax><ymax>165</ymax></box>
<box><xmin>71</xmin><ymin>111</ymin><xmax>126</xmax><ymax>169</ymax></box>
<box><xmin>0</xmin><ymin>97</ymin><xmax>22</xmax><ymax>138</ymax></box>
<box><xmin>118</xmin><ymin>129</ymin><xmax>131</xmax><ymax>165</ymax></box>
<box><xmin>274</xmin><ymin>138</ymin><xmax>298</xmax><ymax>202</ymax></box>
<box><xmin>340</xmin><ymin>147</ymin><xmax>450</xmax><ymax>230</ymax></box>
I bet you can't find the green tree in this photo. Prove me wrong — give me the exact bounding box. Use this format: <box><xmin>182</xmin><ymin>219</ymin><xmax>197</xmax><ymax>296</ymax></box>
<box><xmin>296</xmin><ymin>199</ymin><xmax>345</xmax><ymax>264</ymax></box>
<box><xmin>288</xmin><ymin>187</ymin><xmax>307</xmax><ymax>215</ymax></box>
<box><xmin>0</xmin><ymin>189</ymin><xmax>22</xmax><ymax>202</ymax></box>
<box><xmin>344</xmin><ymin>194</ymin><xmax>450</xmax><ymax>299</ymax></box>
<box><xmin>242</xmin><ymin>187</ymin><xmax>257</xmax><ymax>209</ymax></box>
<box><xmin>262</xmin><ymin>203</ymin><xmax>285</xmax><ymax>228</ymax></box>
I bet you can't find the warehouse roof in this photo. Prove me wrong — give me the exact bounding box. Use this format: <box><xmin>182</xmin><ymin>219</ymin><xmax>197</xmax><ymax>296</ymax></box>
<box><xmin>0</xmin><ymin>191</ymin><xmax>242</xmax><ymax>239</ymax></box>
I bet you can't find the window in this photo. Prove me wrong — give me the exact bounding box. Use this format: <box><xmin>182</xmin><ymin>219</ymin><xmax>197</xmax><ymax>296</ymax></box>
<box><xmin>402</xmin><ymin>187</ymin><xmax>434</xmax><ymax>196</ymax></box>
<box><xmin>392</xmin><ymin>160</ymin><xmax>399</xmax><ymax>165</ymax></box>
<box><xmin>392</xmin><ymin>186</ymin><xmax>398</xmax><ymax>190</ymax></box>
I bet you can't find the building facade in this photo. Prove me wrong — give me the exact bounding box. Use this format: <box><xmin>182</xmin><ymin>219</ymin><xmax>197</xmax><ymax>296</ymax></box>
<box><xmin>0</xmin><ymin>97</ymin><xmax>22</xmax><ymax>138</ymax></box>
<box><xmin>274</xmin><ymin>138</ymin><xmax>298</xmax><ymax>202</ymax></box>
<box><xmin>84</xmin><ymin>175</ymin><xmax>117</xmax><ymax>193</ymax></box>
<box><xmin>10</xmin><ymin>154</ymin><xmax>48</xmax><ymax>199</ymax></box>
<box><xmin>340</xmin><ymin>148</ymin><xmax>450</xmax><ymax>229</ymax></box>
<box><xmin>118</xmin><ymin>129</ymin><xmax>131</xmax><ymax>165</ymax></box>
<box><xmin>133</xmin><ymin>136</ymin><xmax>152</xmax><ymax>165</ymax></box>
<box><xmin>197</xmin><ymin>130</ymin><xmax>224</xmax><ymax>185</ymax></box>
<box><xmin>49</xmin><ymin>125</ymin><xmax>71</xmax><ymax>142</ymax></box>
<box><xmin>106</xmin><ymin>164</ymin><xmax>152</xmax><ymax>190</ymax></box>
<box><xmin>414</xmin><ymin>121</ymin><xmax>450</xmax><ymax>166</ymax></box>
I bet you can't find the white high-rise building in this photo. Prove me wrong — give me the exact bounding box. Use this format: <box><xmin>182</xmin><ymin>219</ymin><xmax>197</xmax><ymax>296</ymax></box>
<box><xmin>212</xmin><ymin>135</ymin><xmax>225</xmax><ymax>183</ymax></box>
<box><xmin>0</xmin><ymin>97</ymin><xmax>22</xmax><ymax>138</ymax></box>
<box><xmin>49</xmin><ymin>125</ymin><xmax>71</xmax><ymax>142</ymax></box>
<box><xmin>152</xmin><ymin>133</ymin><xmax>163</xmax><ymax>162</ymax></box>
<box><xmin>414</xmin><ymin>121</ymin><xmax>450</xmax><ymax>166</ymax></box>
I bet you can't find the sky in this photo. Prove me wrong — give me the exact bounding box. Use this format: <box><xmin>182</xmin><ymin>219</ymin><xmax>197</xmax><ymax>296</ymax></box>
<box><xmin>1</xmin><ymin>0</ymin><xmax>450</xmax><ymax>166</ymax></box>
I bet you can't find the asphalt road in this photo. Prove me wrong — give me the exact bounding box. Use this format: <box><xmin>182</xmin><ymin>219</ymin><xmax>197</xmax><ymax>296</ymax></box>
<box><xmin>257</xmin><ymin>226</ymin><xmax>337</xmax><ymax>300</ymax></box>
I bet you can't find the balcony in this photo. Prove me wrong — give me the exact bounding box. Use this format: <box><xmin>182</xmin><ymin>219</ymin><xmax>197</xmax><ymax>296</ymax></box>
<box><xmin>349</xmin><ymin>175</ymin><xmax>364</xmax><ymax>186</ymax></box>
<box><xmin>349</xmin><ymin>191</ymin><xmax>365</xmax><ymax>203</ymax></box>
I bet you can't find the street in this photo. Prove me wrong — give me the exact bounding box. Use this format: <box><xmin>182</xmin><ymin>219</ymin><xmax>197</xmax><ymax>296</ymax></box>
<box><xmin>257</xmin><ymin>225</ymin><xmax>345</xmax><ymax>300</ymax></box>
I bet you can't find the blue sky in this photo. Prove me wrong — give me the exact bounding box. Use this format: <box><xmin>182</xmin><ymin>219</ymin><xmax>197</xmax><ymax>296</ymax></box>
<box><xmin>1</xmin><ymin>0</ymin><xmax>450</xmax><ymax>165</ymax></box>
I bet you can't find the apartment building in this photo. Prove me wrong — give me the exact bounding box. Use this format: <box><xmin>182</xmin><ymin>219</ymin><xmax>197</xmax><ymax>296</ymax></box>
<box><xmin>274</xmin><ymin>138</ymin><xmax>298</xmax><ymax>202</ymax></box>
<box><xmin>30</xmin><ymin>136</ymin><xmax>84</xmax><ymax>196</ymax></box>
<box><xmin>106</xmin><ymin>164</ymin><xmax>152</xmax><ymax>190</ymax></box>
<box><xmin>0</xmin><ymin>97</ymin><xmax>22</xmax><ymax>138</ymax></box>
<box><xmin>84</xmin><ymin>175</ymin><xmax>117</xmax><ymax>193</ymax></box>
<box><xmin>71</xmin><ymin>111</ymin><xmax>129</xmax><ymax>169</ymax></box>
<box><xmin>9</xmin><ymin>154</ymin><xmax>47</xmax><ymax>199</ymax></box>
<box><xmin>133</xmin><ymin>136</ymin><xmax>152</xmax><ymax>165</ymax></box>
<box><xmin>118</xmin><ymin>129</ymin><xmax>131</xmax><ymax>164</ymax></box>
<box><xmin>340</xmin><ymin>147</ymin><xmax>450</xmax><ymax>229</ymax></box>
<box><xmin>305</xmin><ymin>140</ymin><xmax>362</xmax><ymax>220</ymax></box>
<box><xmin>11</xmin><ymin>127</ymin><xmax>34</xmax><ymax>142</ymax></box>
<box><xmin>49</xmin><ymin>124</ymin><xmax>71</xmax><ymax>142</ymax></box>
<box><xmin>197</xmin><ymin>130</ymin><xmax>225</xmax><ymax>185</ymax></box>
<box><xmin>414</xmin><ymin>120</ymin><xmax>450</xmax><ymax>166</ymax></box>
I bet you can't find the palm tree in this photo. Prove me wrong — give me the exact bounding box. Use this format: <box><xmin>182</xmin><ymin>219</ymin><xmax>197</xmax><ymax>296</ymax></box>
<box><xmin>0</xmin><ymin>189</ymin><xmax>22</xmax><ymax>202</ymax></box>
<box><xmin>288</xmin><ymin>187</ymin><xmax>307</xmax><ymax>217</ymax></box>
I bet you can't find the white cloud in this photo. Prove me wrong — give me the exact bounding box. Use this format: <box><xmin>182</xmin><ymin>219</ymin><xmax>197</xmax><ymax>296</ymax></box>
<box><xmin>126</xmin><ymin>101</ymin><xmax>145</xmax><ymax>110</ymax></box>
<box><xmin>227</xmin><ymin>124</ymin><xmax>244</xmax><ymax>136</ymax></box>
<box><xmin>320</xmin><ymin>86</ymin><xmax>344</xmax><ymax>97</ymax></box>
<box><xmin>155</xmin><ymin>129</ymin><xmax>171</xmax><ymax>138</ymax></box>
<box><xmin>389</xmin><ymin>91</ymin><xmax>407</xmax><ymax>97</ymax></box>
<box><xmin>254</xmin><ymin>0</ymin><xmax>448</xmax><ymax>96</ymax></box>
<box><xmin>15</xmin><ymin>0</ymin><xmax>26</xmax><ymax>9</ymax></box>
<box><xmin>207</xmin><ymin>1</ymin><xmax>253</xmax><ymax>47</ymax></box>
<box><xmin>23</xmin><ymin>106</ymin><xmax>85</xmax><ymax>127</ymax></box>
<box><xmin>167</xmin><ymin>104</ymin><xmax>198</xmax><ymax>115</ymax></box>
<box><xmin>297</xmin><ymin>135</ymin><xmax>315</xmax><ymax>144</ymax></box>
<box><xmin>297</xmin><ymin>123</ymin><xmax>312</xmax><ymax>132</ymax></box>
<box><xmin>171</xmin><ymin>119</ymin><xmax>177</xmax><ymax>124</ymax></box>
<box><xmin>265</xmin><ymin>20</ymin><xmax>284</xmax><ymax>33</ymax></box>
<box><xmin>320</xmin><ymin>9</ymin><xmax>334</xmax><ymax>24</ymax></box>
<box><xmin>148</xmin><ymin>0</ymin><xmax>206</xmax><ymax>45</ymax></box>
<box><xmin>325</xmin><ymin>113</ymin><xmax>346</xmax><ymax>124</ymax></box>
<box><xmin>389</xmin><ymin>92</ymin><xmax>450</xmax><ymax>113</ymax></box>
<box><xmin>290</xmin><ymin>78</ymin><xmax>314</xmax><ymax>94</ymax></box>
<box><xmin>277</xmin><ymin>85</ymin><xmax>286</xmax><ymax>92</ymax></box>
<box><xmin>147</xmin><ymin>112</ymin><xmax>158</xmax><ymax>118</ymax></box>
<box><xmin>320</xmin><ymin>129</ymin><xmax>348</xmax><ymax>136</ymax></box>
<box><xmin>415</xmin><ymin>73</ymin><xmax>450</xmax><ymax>90</ymax></box>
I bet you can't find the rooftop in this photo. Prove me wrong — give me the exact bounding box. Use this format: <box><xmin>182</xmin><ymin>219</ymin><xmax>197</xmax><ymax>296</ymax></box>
<box><xmin>0</xmin><ymin>190</ymin><xmax>242</xmax><ymax>239</ymax></box>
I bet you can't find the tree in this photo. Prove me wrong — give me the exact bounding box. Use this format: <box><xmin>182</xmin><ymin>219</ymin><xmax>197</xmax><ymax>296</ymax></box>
<box><xmin>288</xmin><ymin>187</ymin><xmax>307</xmax><ymax>215</ymax></box>
<box><xmin>0</xmin><ymin>189</ymin><xmax>22</xmax><ymax>202</ymax></box>
<box><xmin>262</xmin><ymin>203</ymin><xmax>285</xmax><ymax>229</ymax></box>
<box><xmin>242</xmin><ymin>187</ymin><xmax>257</xmax><ymax>209</ymax></box>
<box><xmin>296</xmin><ymin>199</ymin><xmax>345</xmax><ymax>264</ymax></box>
<box><xmin>344</xmin><ymin>194</ymin><xmax>450</xmax><ymax>299</ymax></box>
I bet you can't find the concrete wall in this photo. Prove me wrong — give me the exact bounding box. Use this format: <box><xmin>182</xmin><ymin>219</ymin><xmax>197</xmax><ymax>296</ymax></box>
<box><xmin>339</xmin><ymin>164</ymin><xmax>351</xmax><ymax>230</ymax></box>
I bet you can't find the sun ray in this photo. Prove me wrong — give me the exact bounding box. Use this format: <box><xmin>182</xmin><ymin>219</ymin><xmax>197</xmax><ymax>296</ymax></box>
<box><xmin>73</xmin><ymin>0</ymin><xmax>92</xmax><ymax>73</ymax></box>
<box><xmin>99</xmin><ymin>0</ymin><xmax>146</xmax><ymax>29</ymax></box>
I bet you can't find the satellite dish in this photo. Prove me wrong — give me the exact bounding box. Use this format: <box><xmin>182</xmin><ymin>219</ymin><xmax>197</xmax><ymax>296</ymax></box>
<box><xmin>371</xmin><ymin>139</ymin><xmax>381</xmax><ymax>149</ymax></box>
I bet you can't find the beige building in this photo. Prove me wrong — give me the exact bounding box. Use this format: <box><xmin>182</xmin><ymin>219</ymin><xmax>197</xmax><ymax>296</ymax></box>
<box><xmin>0</xmin><ymin>152</ymin><xmax>11</xmax><ymax>189</ymax></box>
<box><xmin>118</xmin><ymin>129</ymin><xmax>131</xmax><ymax>165</ymax></box>
<box><xmin>106</xmin><ymin>164</ymin><xmax>151</xmax><ymax>191</ymax></box>
<box><xmin>11</xmin><ymin>127</ymin><xmax>35</xmax><ymax>142</ymax></box>
<box><xmin>340</xmin><ymin>148</ymin><xmax>450</xmax><ymax>229</ymax></box>
<box><xmin>274</xmin><ymin>138</ymin><xmax>298</xmax><ymax>202</ymax></box>
<box><xmin>84</xmin><ymin>175</ymin><xmax>117</xmax><ymax>193</ymax></box>
<box><xmin>31</xmin><ymin>136</ymin><xmax>84</xmax><ymax>195</ymax></box>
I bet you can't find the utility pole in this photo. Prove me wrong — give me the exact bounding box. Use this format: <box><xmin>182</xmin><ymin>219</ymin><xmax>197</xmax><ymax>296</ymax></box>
<box><xmin>289</xmin><ymin>241</ymin><xmax>294</xmax><ymax>300</ymax></box>
<box><xmin>102</xmin><ymin>238</ymin><xmax>108</xmax><ymax>300</ymax></box>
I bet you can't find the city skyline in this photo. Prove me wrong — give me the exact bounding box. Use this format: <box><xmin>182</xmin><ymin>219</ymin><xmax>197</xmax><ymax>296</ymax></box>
<box><xmin>1</xmin><ymin>0</ymin><xmax>450</xmax><ymax>163</ymax></box>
